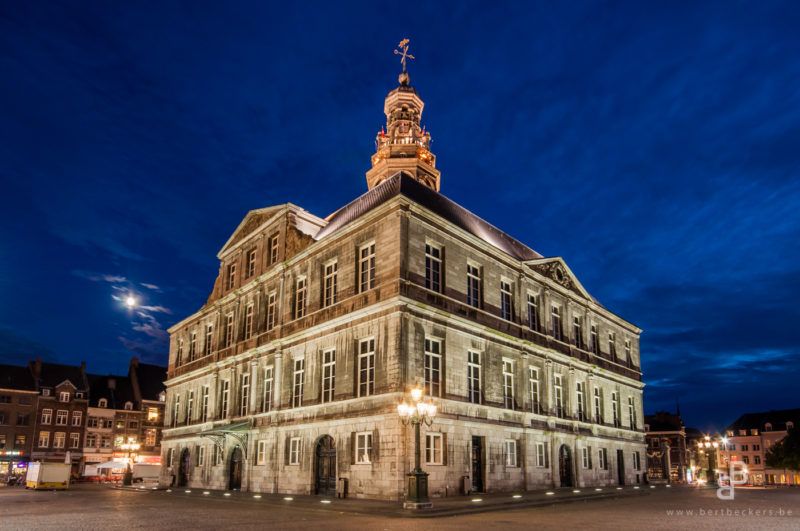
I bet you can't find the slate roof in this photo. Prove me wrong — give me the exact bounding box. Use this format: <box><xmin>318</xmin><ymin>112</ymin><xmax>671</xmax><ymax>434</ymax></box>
<box><xmin>86</xmin><ymin>373</ymin><xmax>133</xmax><ymax>409</ymax></box>
<box><xmin>34</xmin><ymin>362</ymin><xmax>87</xmax><ymax>390</ymax></box>
<box><xmin>316</xmin><ymin>172</ymin><xmax>543</xmax><ymax>261</ymax></box>
<box><xmin>725</xmin><ymin>408</ymin><xmax>800</xmax><ymax>433</ymax></box>
<box><xmin>645</xmin><ymin>411</ymin><xmax>684</xmax><ymax>432</ymax></box>
<box><xmin>0</xmin><ymin>364</ymin><xmax>36</xmax><ymax>391</ymax></box>
<box><xmin>132</xmin><ymin>362</ymin><xmax>167</xmax><ymax>401</ymax></box>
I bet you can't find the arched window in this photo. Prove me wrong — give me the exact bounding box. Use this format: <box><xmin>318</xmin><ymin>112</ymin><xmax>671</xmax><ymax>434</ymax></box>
<box><xmin>98</xmin><ymin>398</ymin><xmax>107</xmax><ymax>408</ymax></box>
<box><xmin>787</xmin><ymin>421</ymin><xmax>794</xmax><ymax>430</ymax></box>
<box><xmin>765</xmin><ymin>423</ymin><xmax>773</xmax><ymax>431</ymax></box>
<box><xmin>124</xmin><ymin>401</ymin><xmax>133</xmax><ymax>410</ymax></box>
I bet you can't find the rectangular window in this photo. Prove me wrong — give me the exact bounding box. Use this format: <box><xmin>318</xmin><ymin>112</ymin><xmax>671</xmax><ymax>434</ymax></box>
<box><xmin>198</xmin><ymin>445</ymin><xmax>206</xmax><ymax>466</ymax></box>
<box><xmin>177</xmin><ymin>340</ymin><xmax>184</xmax><ymax>364</ymax></box>
<box><xmin>576</xmin><ymin>382</ymin><xmax>585</xmax><ymax>421</ymax></box>
<box><xmin>246</xmin><ymin>248</ymin><xmax>257</xmax><ymax>278</ymax></box>
<box><xmin>201</xmin><ymin>386</ymin><xmax>209</xmax><ymax>422</ymax></box>
<box><xmin>500</xmin><ymin>280</ymin><xmax>513</xmax><ymax>321</ymax></box>
<box><xmin>467</xmin><ymin>350</ymin><xmax>481</xmax><ymax>404</ymax></box>
<box><xmin>467</xmin><ymin>264</ymin><xmax>481</xmax><ymax>308</ymax></box>
<box><xmin>359</xmin><ymin>243</ymin><xmax>375</xmax><ymax>292</ymax></box>
<box><xmin>187</xmin><ymin>390</ymin><xmax>194</xmax><ymax>422</ymax></box>
<box><xmin>754</xmin><ymin>455</ymin><xmax>761</xmax><ymax>465</ymax></box>
<box><xmin>425</xmin><ymin>433</ymin><xmax>443</xmax><ymax>464</ymax></box>
<box><xmin>323</xmin><ymin>262</ymin><xmax>338</xmax><ymax>307</ymax></box>
<box><xmin>573</xmin><ymin>317</ymin><xmax>583</xmax><ymax>349</ymax></box>
<box><xmin>225</xmin><ymin>313</ymin><xmax>234</xmax><ymax>348</ymax></box>
<box><xmin>627</xmin><ymin>396</ymin><xmax>636</xmax><ymax>429</ymax></box>
<box><xmin>244</xmin><ymin>304</ymin><xmax>254</xmax><ymax>340</ymax></box>
<box><xmin>0</xmin><ymin>395</ymin><xmax>8</xmax><ymax>403</ymax></box>
<box><xmin>321</xmin><ymin>349</ymin><xmax>336</xmax><ymax>403</ymax></box>
<box><xmin>590</xmin><ymin>325</ymin><xmax>599</xmax><ymax>354</ymax></box>
<box><xmin>204</xmin><ymin>325</ymin><xmax>213</xmax><ymax>356</ymax></box>
<box><xmin>529</xmin><ymin>367</ymin><xmax>541</xmax><ymax>414</ymax></box>
<box><xmin>743</xmin><ymin>455</ymin><xmax>750</xmax><ymax>465</ymax></box>
<box><xmin>262</xmin><ymin>367</ymin><xmax>273</xmax><ymax>412</ymax></box>
<box><xmin>289</xmin><ymin>437</ymin><xmax>301</xmax><ymax>465</ymax></box>
<box><xmin>294</xmin><ymin>276</ymin><xmax>307</xmax><ymax>319</ymax></box>
<box><xmin>503</xmin><ymin>359</ymin><xmax>514</xmax><ymax>409</ymax></box>
<box><xmin>41</xmin><ymin>408</ymin><xmax>52</xmax><ymax>425</ymax></box>
<box><xmin>505</xmin><ymin>440</ymin><xmax>518</xmax><ymax>467</ymax></box>
<box><xmin>554</xmin><ymin>375</ymin><xmax>564</xmax><ymax>418</ymax></box>
<box><xmin>358</xmin><ymin>338</ymin><xmax>375</xmax><ymax>397</ymax></box>
<box><xmin>599</xmin><ymin>448</ymin><xmax>608</xmax><ymax>470</ymax></box>
<box><xmin>257</xmin><ymin>440</ymin><xmax>267</xmax><ymax>465</ymax></box>
<box><xmin>56</xmin><ymin>410</ymin><xmax>68</xmax><ymax>425</ymax></box>
<box><xmin>15</xmin><ymin>413</ymin><xmax>28</xmax><ymax>426</ymax></box>
<box><xmin>240</xmin><ymin>374</ymin><xmax>250</xmax><ymax>416</ymax></box>
<box><xmin>54</xmin><ymin>432</ymin><xmax>65</xmax><ymax>449</ymax></box>
<box><xmin>269</xmin><ymin>234</ymin><xmax>279</xmax><ymax>265</ymax></box>
<box><xmin>551</xmin><ymin>306</ymin><xmax>562</xmax><ymax>341</ymax></box>
<box><xmin>527</xmin><ymin>294</ymin><xmax>540</xmax><ymax>331</ymax></box>
<box><xmin>608</xmin><ymin>332</ymin><xmax>616</xmax><ymax>357</ymax></box>
<box><xmin>356</xmin><ymin>432</ymin><xmax>373</xmax><ymax>464</ymax></box>
<box><xmin>87</xmin><ymin>417</ymin><xmax>98</xmax><ymax>428</ymax></box>
<box><xmin>70</xmin><ymin>433</ymin><xmax>80</xmax><ymax>449</ymax></box>
<box><xmin>172</xmin><ymin>394</ymin><xmax>180</xmax><ymax>426</ymax></box>
<box><xmin>39</xmin><ymin>431</ymin><xmax>49</xmax><ymax>448</ymax></box>
<box><xmin>424</xmin><ymin>338</ymin><xmax>441</xmax><ymax>397</ymax></box>
<box><xmin>594</xmin><ymin>387</ymin><xmax>603</xmax><ymax>423</ymax></box>
<box><xmin>256</xmin><ymin>441</ymin><xmax>267</xmax><ymax>465</ymax></box>
<box><xmin>582</xmin><ymin>447</ymin><xmax>590</xmax><ymax>469</ymax></box>
<box><xmin>71</xmin><ymin>411</ymin><xmax>82</xmax><ymax>427</ymax></box>
<box><xmin>266</xmin><ymin>292</ymin><xmax>277</xmax><ymax>331</ymax></box>
<box><xmin>59</xmin><ymin>391</ymin><xmax>70</xmax><ymax>402</ymax></box>
<box><xmin>226</xmin><ymin>263</ymin><xmax>236</xmax><ymax>291</ymax></box>
<box><xmin>536</xmin><ymin>442</ymin><xmax>549</xmax><ymax>467</ymax></box>
<box><xmin>167</xmin><ymin>448</ymin><xmax>174</xmax><ymax>467</ymax></box>
<box><xmin>612</xmin><ymin>392</ymin><xmax>619</xmax><ymax>427</ymax></box>
<box><xmin>633</xmin><ymin>451</ymin><xmax>641</xmax><ymax>471</ymax></box>
<box><xmin>221</xmin><ymin>380</ymin><xmax>230</xmax><ymax>419</ymax></box>
<box><xmin>190</xmin><ymin>332</ymin><xmax>197</xmax><ymax>360</ymax></box>
<box><xmin>293</xmin><ymin>359</ymin><xmax>305</xmax><ymax>408</ymax></box>
<box><xmin>145</xmin><ymin>429</ymin><xmax>156</xmax><ymax>446</ymax></box>
<box><xmin>425</xmin><ymin>243</ymin><xmax>442</xmax><ymax>292</ymax></box>
<box><xmin>624</xmin><ymin>339</ymin><xmax>631</xmax><ymax>363</ymax></box>
<box><xmin>86</xmin><ymin>434</ymin><xmax>97</xmax><ymax>447</ymax></box>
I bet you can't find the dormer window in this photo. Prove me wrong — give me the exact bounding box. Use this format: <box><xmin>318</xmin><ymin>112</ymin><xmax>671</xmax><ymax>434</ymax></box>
<box><xmin>98</xmin><ymin>398</ymin><xmax>107</xmax><ymax>408</ymax></box>
<box><xmin>42</xmin><ymin>389</ymin><xmax>51</xmax><ymax>397</ymax></box>
<box><xmin>787</xmin><ymin>421</ymin><xmax>795</xmax><ymax>430</ymax></box>
<box><xmin>158</xmin><ymin>391</ymin><xmax>166</xmax><ymax>402</ymax></box>
<box><xmin>765</xmin><ymin>423</ymin><xmax>772</xmax><ymax>431</ymax></box>
<box><xmin>124</xmin><ymin>402</ymin><xmax>133</xmax><ymax>411</ymax></box>
<box><xmin>59</xmin><ymin>391</ymin><xmax>70</xmax><ymax>402</ymax></box>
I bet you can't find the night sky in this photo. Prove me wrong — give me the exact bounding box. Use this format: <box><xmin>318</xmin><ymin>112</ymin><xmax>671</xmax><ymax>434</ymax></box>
<box><xmin>1</xmin><ymin>2</ymin><xmax>799</xmax><ymax>433</ymax></box>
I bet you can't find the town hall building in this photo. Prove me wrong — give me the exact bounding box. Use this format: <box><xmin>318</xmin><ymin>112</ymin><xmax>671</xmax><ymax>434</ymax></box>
<box><xmin>160</xmin><ymin>51</ymin><xmax>646</xmax><ymax>500</ymax></box>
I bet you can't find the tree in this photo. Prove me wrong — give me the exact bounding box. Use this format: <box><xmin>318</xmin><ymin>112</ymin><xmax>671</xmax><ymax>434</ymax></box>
<box><xmin>765</xmin><ymin>426</ymin><xmax>800</xmax><ymax>472</ymax></box>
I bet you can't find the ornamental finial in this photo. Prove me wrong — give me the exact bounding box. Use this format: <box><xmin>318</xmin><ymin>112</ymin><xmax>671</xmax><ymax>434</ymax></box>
<box><xmin>394</xmin><ymin>38</ymin><xmax>414</xmax><ymax>84</ymax></box>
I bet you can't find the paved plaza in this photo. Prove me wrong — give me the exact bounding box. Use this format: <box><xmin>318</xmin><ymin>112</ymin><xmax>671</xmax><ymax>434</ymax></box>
<box><xmin>0</xmin><ymin>484</ymin><xmax>798</xmax><ymax>530</ymax></box>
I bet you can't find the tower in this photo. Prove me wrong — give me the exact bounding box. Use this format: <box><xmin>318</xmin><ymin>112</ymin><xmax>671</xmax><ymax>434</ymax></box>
<box><xmin>366</xmin><ymin>41</ymin><xmax>440</xmax><ymax>192</ymax></box>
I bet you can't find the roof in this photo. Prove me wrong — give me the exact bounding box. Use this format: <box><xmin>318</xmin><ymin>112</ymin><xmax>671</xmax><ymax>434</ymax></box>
<box><xmin>34</xmin><ymin>361</ymin><xmax>87</xmax><ymax>390</ymax></box>
<box><xmin>645</xmin><ymin>411</ymin><xmax>684</xmax><ymax>432</ymax></box>
<box><xmin>132</xmin><ymin>362</ymin><xmax>167</xmax><ymax>401</ymax></box>
<box><xmin>725</xmin><ymin>408</ymin><xmax>800</xmax><ymax>433</ymax></box>
<box><xmin>315</xmin><ymin>171</ymin><xmax>543</xmax><ymax>261</ymax></box>
<box><xmin>86</xmin><ymin>373</ymin><xmax>135</xmax><ymax>409</ymax></box>
<box><xmin>685</xmin><ymin>427</ymin><xmax>705</xmax><ymax>439</ymax></box>
<box><xmin>0</xmin><ymin>364</ymin><xmax>36</xmax><ymax>391</ymax></box>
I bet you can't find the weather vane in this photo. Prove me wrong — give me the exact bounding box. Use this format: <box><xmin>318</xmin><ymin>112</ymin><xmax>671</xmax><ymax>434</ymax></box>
<box><xmin>394</xmin><ymin>38</ymin><xmax>415</xmax><ymax>74</ymax></box>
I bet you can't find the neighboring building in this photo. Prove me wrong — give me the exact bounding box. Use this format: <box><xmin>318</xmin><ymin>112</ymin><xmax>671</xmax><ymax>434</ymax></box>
<box><xmin>128</xmin><ymin>358</ymin><xmax>167</xmax><ymax>464</ymax></box>
<box><xmin>0</xmin><ymin>364</ymin><xmax>38</xmax><ymax>480</ymax></box>
<box><xmin>644</xmin><ymin>411</ymin><xmax>688</xmax><ymax>483</ymax></box>
<box><xmin>83</xmin><ymin>374</ymin><xmax>117</xmax><ymax>474</ymax></box>
<box><xmin>720</xmin><ymin>408</ymin><xmax>800</xmax><ymax>486</ymax></box>
<box><xmin>161</xmin><ymin>65</ymin><xmax>646</xmax><ymax>500</ymax></box>
<box><xmin>29</xmin><ymin>360</ymin><xmax>89</xmax><ymax>476</ymax></box>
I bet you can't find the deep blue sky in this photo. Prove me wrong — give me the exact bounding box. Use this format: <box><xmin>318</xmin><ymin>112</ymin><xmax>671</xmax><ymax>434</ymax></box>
<box><xmin>1</xmin><ymin>1</ymin><xmax>798</xmax><ymax>432</ymax></box>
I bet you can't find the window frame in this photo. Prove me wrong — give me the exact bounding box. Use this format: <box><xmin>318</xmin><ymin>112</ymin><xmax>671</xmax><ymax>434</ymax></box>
<box><xmin>424</xmin><ymin>338</ymin><xmax>442</xmax><ymax>398</ymax></box>
<box><xmin>467</xmin><ymin>350</ymin><xmax>481</xmax><ymax>404</ymax></box>
<box><xmin>466</xmin><ymin>263</ymin><xmax>481</xmax><ymax>308</ymax></box>
<box><xmin>502</xmin><ymin>359</ymin><xmax>514</xmax><ymax>409</ymax></box>
<box><xmin>257</xmin><ymin>440</ymin><xmax>267</xmax><ymax>465</ymax></box>
<box><xmin>357</xmin><ymin>338</ymin><xmax>375</xmax><ymax>398</ymax></box>
<box><xmin>293</xmin><ymin>358</ymin><xmax>305</xmax><ymax>408</ymax></box>
<box><xmin>262</xmin><ymin>367</ymin><xmax>273</xmax><ymax>412</ymax></box>
<box><xmin>289</xmin><ymin>437</ymin><xmax>301</xmax><ymax>465</ymax></box>
<box><xmin>321</xmin><ymin>349</ymin><xmax>336</xmax><ymax>404</ymax></box>
<box><xmin>355</xmin><ymin>432</ymin><xmax>373</xmax><ymax>465</ymax></box>
<box><xmin>529</xmin><ymin>367</ymin><xmax>541</xmax><ymax>414</ymax></box>
<box><xmin>500</xmin><ymin>279</ymin><xmax>513</xmax><ymax>321</ymax></box>
<box><xmin>294</xmin><ymin>276</ymin><xmax>307</xmax><ymax>319</ymax></box>
<box><xmin>551</xmin><ymin>305</ymin><xmax>562</xmax><ymax>341</ymax></box>
<box><xmin>240</xmin><ymin>373</ymin><xmax>250</xmax><ymax>416</ymax></box>
<box><xmin>425</xmin><ymin>243</ymin><xmax>443</xmax><ymax>293</ymax></box>
<box><xmin>504</xmin><ymin>439</ymin><xmax>518</xmax><ymax>467</ymax></box>
<box><xmin>246</xmin><ymin>248</ymin><xmax>257</xmax><ymax>278</ymax></box>
<box><xmin>358</xmin><ymin>242</ymin><xmax>376</xmax><ymax>293</ymax></box>
<box><xmin>244</xmin><ymin>304</ymin><xmax>254</xmax><ymax>340</ymax></box>
<box><xmin>425</xmin><ymin>432</ymin><xmax>443</xmax><ymax>465</ymax></box>
<box><xmin>323</xmin><ymin>261</ymin><xmax>338</xmax><ymax>307</ymax></box>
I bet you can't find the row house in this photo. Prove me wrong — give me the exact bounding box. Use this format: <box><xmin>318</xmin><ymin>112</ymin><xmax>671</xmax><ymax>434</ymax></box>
<box><xmin>0</xmin><ymin>364</ymin><xmax>38</xmax><ymax>480</ymax></box>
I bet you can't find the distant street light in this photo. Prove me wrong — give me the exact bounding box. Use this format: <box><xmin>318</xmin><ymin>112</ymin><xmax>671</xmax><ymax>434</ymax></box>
<box><xmin>121</xmin><ymin>437</ymin><xmax>141</xmax><ymax>485</ymax></box>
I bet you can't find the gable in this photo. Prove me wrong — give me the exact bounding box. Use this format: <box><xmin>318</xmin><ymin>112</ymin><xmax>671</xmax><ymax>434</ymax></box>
<box><xmin>524</xmin><ymin>257</ymin><xmax>594</xmax><ymax>301</ymax></box>
<box><xmin>217</xmin><ymin>206</ymin><xmax>285</xmax><ymax>258</ymax></box>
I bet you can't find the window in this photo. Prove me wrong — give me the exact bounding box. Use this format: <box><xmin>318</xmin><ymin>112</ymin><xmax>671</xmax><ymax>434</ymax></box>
<box><xmin>503</xmin><ymin>359</ymin><xmax>514</xmax><ymax>409</ymax></box>
<box><xmin>225</xmin><ymin>313</ymin><xmax>234</xmax><ymax>348</ymax></box>
<box><xmin>554</xmin><ymin>375</ymin><xmax>564</xmax><ymax>418</ymax></box>
<box><xmin>116</xmin><ymin>420</ymin><xmax>125</xmax><ymax>429</ymax></box>
<box><xmin>426</xmin><ymin>433</ymin><xmax>443</xmax><ymax>464</ymax></box>
<box><xmin>505</xmin><ymin>440</ymin><xmax>518</xmax><ymax>467</ymax></box>
<box><xmin>612</xmin><ymin>392</ymin><xmax>620</xmax><ymax>427</ymax></box>
<box><xmin>467</xmin><ymin>350</ymin><xmax>481</xmax><ymax>404</ymax></box>
<box><xmin>148</xmin><ymin>407</ymin><xmax>159</xmax><ymax>422</ymax></box>
<box><xmin>628</xmin><ymin>396</ymin><xmax>637</xmax><ymax>429</ymax></box>
<box><xmin>741</xmin><ymin>444</ymin><xmax>749</xmax><ymax>451</ymax></box>
<box><xmin>624</xmin><ymin>339</ymin><xmax>631</xmax><ymax>363</ymax></box>
<box><xmin>198</xmin><ymin>445</ymin><xmax>206</xmax><ymax>466</ymax></box>
<box><xmin>173</xmin><ymin>394</ymin><xmax>181</xmax><ymax>426</ymax></box>
<box><xmin>167</xmin><ymin>448</ymin><xmax>174</xmax><ymax>467</ymax></box>
<box><xmin>266</xmin><ymin>292</ymin><xmax>277</xmax><ymax>331</ymax></box>
<box><xmin>56</xmin><ymin>410</ymin><xmax>68</xmax><ymax>425</ymax></box>
<box><xmin>529</xmin><ymin>367</ymin><xmax>541</xmax><ymax>414</ymax></box>
<box><xmin>70</xmin><ymin>433</ymin><xmax>80</xmax><ymax>449</ymax></box>
<box><xmin>59</xmin><ymin>391</ymin><xmax>70</xmax><ymax>402</ymax></box>
<box><xmin>86</xmin><ymin>434</ymin><xmax>97</xmax><ymax>447</ymax></box>
<box><xmin>754</xmin><ymin>455</ymin><xmax>761</xmax><ymax>465</ymax></box>
<box><xmin>289</xmin><ymin>437</ymin><xmax>301</xmax><ymax>465</ymax></box>
<box><xmin>204</xmin><ymin>325</ymin><xmax>213</xmax><ymax>356</ymax></box>
<box><xmin>268</xmin><ymin>233</ymin><xmax>279</xmax><ymax>265</ymax></box>
<box><xmin>145</xmin><ymin>429</ymin><xmax>156</xmax><ymax>446</ymax></box>
<box><xmin>500</xmin><ymin>280</ymin><xmax>513</xmax><ymax>321</ymax></box>
<box><xmin>743</xmin><ymin>455</ymin><xmax>750</xmax><ymax>465</ymax></box>
<box><xmin>753</xmin><ymin>444</ymin><xmax>760</xmax><ymax>451</ymax></box>
<box><xmin>225</xmin><ymin>263</ymin><xmax>236</xmax><ymax>291</ymax></box>
<box><xmin>765</xmin><ymin>423</ymin><xmax>773</xmax><ymax>431</ymax></box>
<box><xmin>177</xmin><ymin>339</ymin><xmax>184</xmax><ymax>364</ymax></box>
<box><xmin>17</xmin><ymin>413</ymin><xmax>29</xmax><ymax>426</ymax></box>
<box><xmin>124</xmin><ymin>401</ymin><xmax>133</xmax><ymax>410</ymax></box>
<box><xmin>294</xmin><ymin>277</ymin><xmax>307</xmax><ymax>319</ymax></box>
<box><xmin>87</xmin><ymin>417</ymin><xmax>99</xmax><ymax>428</ymax></box>
<box><xmin>359</xmin><ymin>242</ymin><xmax>375</xmax><ymax>292</ymax></box>
<box><xmin>240</xmin><ymin>374</ymin><xmax>250</xmax><ymax>416</ymax></box>
<box><xmin>594</xmin><ymin>387</ymin><xmax>603</xmax><ymax>423</ymax></box>
<box><xmin>633</xmin><ymin>451</ymin><xmax>641</xmax><ymax>471</ymax></box>
<box><xmin>221</xmin><ymin>380</ymin><xmax>230</xmax><ymax>419</ymax></box>
<box><xmin>214</xmin><ymin>445</ymin><xmax>223</xmax><ymax>466</ymax></box>
<box><xmin>102</xmin><ymin>419</ymin><xmax>113</xmax><ymax>429</ymax></box>
<box><xmin>323</xmin><ymin>261</ymin><xmax>338</xmax><ymax>307</ymax></box>
<box><xmin>190</xmin><ymin>332</ymin><xmax>197</xmax><ymax>360</ymax></box>
<box><xmin>42</xmin><ymin>389</ymin><xmax>51</xmax><ymax>397</ymax></box>
<box><xmin>358</xmin><ymin>339</ymin><xmax>375</xmax><ymax>398</ymax></box>
<box><xmin>257</xmin><ymin>440</ymin><xmax>267</xmax><ymax>465</ymax></box>
<box><xmin>573</xmin><ymin>317</ymin><xmax>583</xmax><ymax>349</ymax></box>
<box><xmin>262</xmin><ymin>367</ymin><xmax>273</xmax><ymax>412</ymax></box>
<box><xmin>467</xmin><ymin>264</ymin><xmax>481</xmax><ymax>308</ymax></box>
<box><xmin>590</xmin><ymin>325</ymin><xmax>599</xmax><ymax>354</ymax></box>
<box><xmin>0</xmin><ymin>395</ymin><xmax>9</xmax><ymax>403</ymax></box>
<box><xmin>19</xmin><ymin>396</ymin><xmax>32</xmax><ymax>405</ymax></box>
<box><xmin>608</xmin><ymin>332</ymin><xmax>616</xmax><ymax>357</ymax></box>
<box><xmin>41</xmin><ymin>409</ymin><xmax>52</xmax><ymax>424</ymax></box>
<box><xmin>101</xmin><ymin>436</ymin><xmax>111</xmax><ymax>448</ymax></box>
<box><xmin>425</xmin><ymin>243</ymin><xmax>442</xmax><ymax>292</ymax></box>
<box><xmin>527</xmin><ymin>294</ymin><xmax>540</xmax><ymax>331</ymax></box>
<box><xmin>582</xmin><ymin>447</ymin><xmax>591</xmax><ymax>469</ymax></box>
<box><xmin>787</xmin><ymin>421</ymin><xmax>795</xmax><ymax>430</ymax></box>
<box><xmin>576</xmin><ymin>382</ymin><xmax>585</xmax><ymax>421</ymax></box>
<box><xmin>246</xmin><ymin>248</ymin><xmax>257</xmax><ymax>278</ymax></box>
<box><xmin>599</xmin><ymin>448</ymin><xmax>608</xmax><ymax>470</ymax></box>
<box><xmin>71</xmin><ymin>411</ymin><xmax>82</xmax><ymax>427</ymax></box>
<box><xmin>244</xmin><ymin>304</ymin><xmax>254</xmax><ymax>340</ymax></box>
<box><xmin>536</xmin><ymin>442</ymin><xmax>549</xmax><ymax>467</ymax></box>
<box><xmin>321</xmin><ymin>349</ymin><xmax>335</xmax><ymax>403</ymax></box>
<box><xmin>356</xmin><ymin>432</ymin><xmax>373</xmax><ymax>464</ymax></box>
<box><xmin>424</xmin><ymin>338</ymin><xmax>442</xmax><ymax>397</ymax></box>
<box><xmin>187</xmin><ymin>390</ymin><xmax>194</xmax><ymax>422</ymax></box>
<box><xmin>201</xmin><ymin>386</ymin><xmax>209</xmax><ymax>422</ymax></box>
<box><xmin>293</xmin><ymin>359</ymin><xmax>305</xmax><ymax>408</ymax></box>
<box><xmin>551</xmin><ymin>306</ymin><xmax>562</xmax><ymax>341</ymax></box>
<box><xmin>54</xmin><ymin>432</ymin><xmax>66</xmax><ymax>449</ymax></box>
<box><xmin>39</xmin><ymin>431</ymin><xmax>50</xmax><ymax>448</ymax></box>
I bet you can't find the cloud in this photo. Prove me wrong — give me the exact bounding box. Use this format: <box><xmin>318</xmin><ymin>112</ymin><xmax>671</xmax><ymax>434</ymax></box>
<box><xmin>71</xmin><ymin>270</ymin><xmax>127</xmax><ymax>283</ymax></box>
<box><xmin>140</xmin><ymin>282</ymin><xmax>160</xmax><ymax>290</ymax></box>
<box><xmin>139</xmin><ymin>305</ymin><xmax>172</xmax><ymax>314</ymax></box>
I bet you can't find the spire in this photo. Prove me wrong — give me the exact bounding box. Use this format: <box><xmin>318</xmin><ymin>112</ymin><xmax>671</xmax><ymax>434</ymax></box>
<box><xmin>366</xmin><ymin>39</ymin><xmax>441</xmax><ymax>192</ymax></box>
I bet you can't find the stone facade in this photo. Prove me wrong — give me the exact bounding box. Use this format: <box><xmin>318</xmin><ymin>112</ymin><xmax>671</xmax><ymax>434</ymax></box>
<box><xmin>162</xmin><ymin>70</ymin><xmax>646</xmax><ymax>500</ymax></box>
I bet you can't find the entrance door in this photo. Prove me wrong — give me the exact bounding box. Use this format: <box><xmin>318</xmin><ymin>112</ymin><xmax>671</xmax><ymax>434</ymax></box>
<box><xmin>558</xmin><ymin>445</ymin><xmax>573</xmax><ymax>487</ymax></box>
<box><xmin>178</xmin><ymin>448</ymin><xmax>190</xmax><ymax>487</ymax></box>
<box><xmin>617</xmin><ymin>449</ymin><xmax>625</xmax><ymax>486</ymax></box>
<box><xmin>315</xmin><ymin>435</ymin><xmax>336</xmax><ymax>496</ymax></box>
<box><xmin>229</xmin><ymin>446</ymin><xmax>243</xmax><ymax>490</ymax></box>
<box><xmin>471</xmin><ymin>436</ymin><xmax>483</xmax><ymax>492</ymax></box>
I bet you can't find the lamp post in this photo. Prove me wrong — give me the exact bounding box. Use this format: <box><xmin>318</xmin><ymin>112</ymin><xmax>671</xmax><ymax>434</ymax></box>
<box><xmin>120</xmin><ymin>437</ymin><xmax>141</xmax><ymax>486</ymax></box>
<box><xmin>398</xmin><ymin>385</ymin><xmax>436</xmax><ymax>509</ymax></box>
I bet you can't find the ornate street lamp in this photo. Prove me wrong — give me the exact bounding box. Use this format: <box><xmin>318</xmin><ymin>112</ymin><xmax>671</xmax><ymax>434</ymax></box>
<box><xmin>398</xmin><ymin>385</ymin><xmax>436</xmax><ymax>509</ymax></box>
<box><xmin>120</xmin><ymin>437</ymin><xmax>141</xmax><ymax>486</ymax></box>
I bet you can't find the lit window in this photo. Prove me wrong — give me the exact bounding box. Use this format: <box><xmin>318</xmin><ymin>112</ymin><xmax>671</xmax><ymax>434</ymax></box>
<box><xmin>359</xmin><ymin>243</ymin><xmax>375</xmax><ymax>292</ymax></box>
<box><xmin>145</xmin><ymin>429</ymin><xmax>156</xmax><ymax>446</ymax></box>
<box><xmin>356</xmin><ymin>432</ymin><xmax>373</xmax><ymax>464</ymax></box>
<box><xmin>323</xmin><ymin>261</ymin><xmax>338</xmax><ymax>307</ymax></box>
<box><xmin>289</xmin><ymin>437</ymin><xmax>301</xmax><ymax>465</ymax></box>
<box><xmin>321</xmin><ymin>349</ymin><xmax>335</xmax><ymax>404</ymax></box>
<box><xmin>467</xmin><ymin>264</ymin><xmax>481</xmax><ymax>308</ymax></box>
<box><xmin>257</xmin><ymin>440</ymin><xmax>267</xmax><ymax>465</ymax></box>
<box><xmin>505</xmin><ymin>440</ymin><xmax>518</xmax><ymax>467</ymax></box>
<box><xmin>425</xmin><ymin>433</ymin><xmax>443</xmax><ymax>464</ymax></box>
<box><xmin>358</xmin><ymin>339</ymin><xmax>375</xmax><ymax>397</ymax></box>
<box><xmin>425</xmin><ymin>243</ymin><xmax>442</xmax><ymax>293</ymax></box>
<box><xmin>38</xmin><ymin>431</ymin><xmax>50</xmax><ymax>448</ymax></box>
<box><xmin>424</xmin><ymin>338</ymin><xmax>441</xmax><ymax>397</ymax></box>
<box><xmin>500</xmin><ymin>280</ymin><xmax>513</xmax><ymax>321</ymax></box>
<box><xmin>53</xmin><ymin>432</ymin><xmax>65</xmax><ymax>449</ymax></box>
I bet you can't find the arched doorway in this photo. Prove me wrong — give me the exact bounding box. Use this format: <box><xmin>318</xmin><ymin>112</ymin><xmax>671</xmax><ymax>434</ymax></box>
<box><xmin>229</xmin><ymin>445</ymin><xmax>243</xmax><ymax>490</ymax></box>
<box><xmin>177</xmin><ymin>448</ymin><xmax>190</xmax><ymax>487</ymax></box>
<box><xmin>558</xmin><ymin>445</ymin><xmax>573</xmax><ymax>487</ymax></box>
<box><xmin>315</xmin><ymin>435</ymin><xmax>336</xmax><ymax>496</ymax></box>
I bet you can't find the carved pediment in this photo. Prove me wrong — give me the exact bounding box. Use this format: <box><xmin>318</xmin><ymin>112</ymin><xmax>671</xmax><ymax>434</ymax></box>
<box><xmin>525</xmin><ymin>257</ymin><xmax>593</xmax><ymax>301</ymax></box>
<box><xmin>218</xmin><ymin>207</ymin><xmax>284</xmax><ymax>258</ymax></box>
